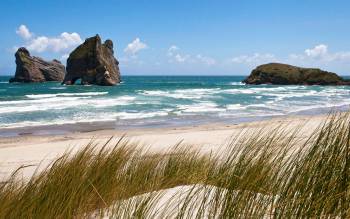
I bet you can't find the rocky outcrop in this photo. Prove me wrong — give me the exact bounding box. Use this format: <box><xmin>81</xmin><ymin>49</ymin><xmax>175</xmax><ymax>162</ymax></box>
<box><xmin>9</xmin><ymin>47</ymin><xmax>65</xmax><ymax>83</ymax></box>
<box><xmin>243</xmin><ymin>63</ymin><xmax>350</xmax><ymax>85</ymax></box>
<box><xmin>62</xmin><ymin>35</ymin><xmax>121</xmax><ymax>86</ymax></box>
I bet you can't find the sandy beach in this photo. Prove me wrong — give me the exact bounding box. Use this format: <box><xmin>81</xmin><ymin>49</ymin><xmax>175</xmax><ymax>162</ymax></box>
<box><xmin>0</xmin><ymin>114</ymin><xmax>327</xmax><ymax>180</ymax></box>
<box><xmin>2</xmin><ymin>1</ymin><xmax>350</xmax><ymax>217</ymax></box>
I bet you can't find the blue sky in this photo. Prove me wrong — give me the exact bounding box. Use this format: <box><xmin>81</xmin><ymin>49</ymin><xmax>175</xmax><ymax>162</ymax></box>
<box><xmin>1</xmin><ymin>0</ymin><xmax>350</xmax><ymax>75</ymax></box>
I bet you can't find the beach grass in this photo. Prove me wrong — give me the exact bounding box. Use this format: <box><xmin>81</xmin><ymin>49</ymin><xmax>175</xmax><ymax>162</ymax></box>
<box><xmin>1</xmin><ymin>113</ymin><xmax>350</xmax><ymax>218</ymax></box>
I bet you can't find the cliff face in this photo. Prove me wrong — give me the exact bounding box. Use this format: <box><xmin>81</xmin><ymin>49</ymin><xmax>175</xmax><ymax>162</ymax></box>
<box><xmin>243</xmin><ymin>63</ymin><xmax>349</xmax><ymax>85</ymax></box>
<box><xmin>9</xmin><ymin>47</ymin><xmax>65</xmax><ymax>83</ymax></box>
<box><xmin>62</xmin><ymin>35</ymin><xmax>121</xmax><ymax>86</ymax></box>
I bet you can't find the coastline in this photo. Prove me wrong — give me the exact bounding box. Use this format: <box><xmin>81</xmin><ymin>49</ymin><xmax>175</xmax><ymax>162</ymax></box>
<box><xmin>0</xmin><ymin>113</ymin><xmax>328</xmax><ymax>180</ymax></box>
<box><xmin>2</xmin><ymin>75</ymin><xmax>350</xmax><ymax>136</ymax></box>
<box><xmin>1</xmin><ymin>103</ymin><xmax>346</xmax><ymax>138</ymax></box>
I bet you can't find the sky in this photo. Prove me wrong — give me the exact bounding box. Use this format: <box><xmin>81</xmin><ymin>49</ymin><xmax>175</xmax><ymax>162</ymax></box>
<box><xmin>1</xmin><ymin>0</ymin><xmax>350</xmax><ymax>75</ymax></box>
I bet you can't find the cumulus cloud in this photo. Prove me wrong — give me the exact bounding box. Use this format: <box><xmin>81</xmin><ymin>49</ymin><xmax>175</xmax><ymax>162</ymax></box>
<box><xmin>124</xmin><ymin>38</ymin><xmax>148</xmax><ymax>56</ymax></box>
<box><xmin>196</xmin><ymin>54</ymin><xmax>216</xmax><ymax>65</ymax></box>
<box><xmin>230</xmin><ymin>53</ymin><xmax>277</xmax><ymax>65</ymax></box>
<box><xmin>305</xmin><ymin>44</ymin><xmax>328</xmax><ymax>58</ymax></box>
<box><xmin>16</xmin><ymin>25</ymin><xmax>33</xmax><ymax>40</ymax></box>
<box><xmin>228</xmin><ymin>44</ymin><xmax>350</xmax><ymax>68</ymax></box>
<box><xmin>167</xmin><ymin>46</ymin><xmax>190</xmax><ymax>63</ymax></box>
<box><xmin>167</xmin><ymin>45</ymin><xmax>179</xmax><ymax>56</ymax></box>
<box><xmin>290</xmin><ymin>44</ymin><xmax>350</xmax><ymax>62</ymax></box>
<box><xmin>27</xmin><ymin>32</ymin><xmax>82</xmax><ymax>53</ymax></box>
<box><xmin>15</xmin><ymin>25</ymin><xmax>82</xmax><ymax>53</ymax></box>
<box><xmin>174</xmin><ymin>54</ymin><xmax>189</xmax><ymax>63</ymax></box>
<box><xmin>167</xmin><ymin>45</ymin><xmax>216</xmax><ymax>65</ymax></box>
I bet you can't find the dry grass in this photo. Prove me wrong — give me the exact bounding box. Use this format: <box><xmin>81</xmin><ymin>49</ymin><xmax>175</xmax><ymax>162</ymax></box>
<box><xmin>1</xmin><ymin>113</ymin><xmax>350</xmax><ymax>218</ymax></box>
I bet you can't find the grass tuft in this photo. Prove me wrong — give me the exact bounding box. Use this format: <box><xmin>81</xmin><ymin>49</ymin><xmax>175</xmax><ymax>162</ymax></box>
<box><xmin>1</xmin><ymin>113</ymin><xmax>350</xmax><ymax>218</ymax></box>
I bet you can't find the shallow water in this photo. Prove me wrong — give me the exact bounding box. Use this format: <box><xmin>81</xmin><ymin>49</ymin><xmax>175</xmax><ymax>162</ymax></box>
<box><xmin>1</xmin><ymin>75</ymin><xmax>350</xmax><ymax>131</ymax></box>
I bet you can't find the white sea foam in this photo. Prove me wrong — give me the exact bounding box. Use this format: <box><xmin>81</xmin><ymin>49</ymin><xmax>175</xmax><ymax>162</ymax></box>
<box><xmin>0</xmin><ymin>113</ymin><xmax>119</xmax><ymax>129</ymax></box>
<box><xmin>0</xmin><ymin>108</ymin><xmax>173</xmax><ymax>128</ymax></box>
<box><xmin>177</xmin><ymin>102</ymin><xmax>225</xmax><ymax>113</ymax></box>
<box><xmin>0</xmin><ymin>96</ymin><xmax>88</xmax><ymax>105</ymax></box>
<box><xmin>0</xmin><ymin>95</ymin><xmax>136</xmax><ymax>114</ymax></box>
<box><xmin>175</xmin><ymin>88</ymin><xmax>221</xmax><ymax>93</ymax></box>
<box><xmin>93</xmin><ymin>96</ymin><xmax>136</xmax><ymax>108</ymax></box>
<box><xmin>249</xmin><ymin>87</ymin><xmax>288</xmax><ymax>92</ymax></box>
<box><xmin>2</xmin><ymin>81</ymin><xmax>350</xmax><ymax>129</ymax></box>
<box><xmin>262</xmin><ymin>90</ymin><xmax>320</xmax><ymax>102</ymax></box>
<box><xmin>315</xmin><ymin>88</ymin><xmax>350</xmax><ymax>97</ymax></box>
<box><xmin>49</xmin><ymin>87</ymin><xmax>67</xmax><ymax>90</ymax></box>
<box><xmin>26</xmin><ymin>92</ymin><xmax>108</xmax><ymax>99</ymax></box>
<box><xmin>0</xmin><ymin>98</ymin><xmax>88</xmax><ymax>113</ymax></box>
<box><xmin>221</xmin><ymin>89</ymin><xmax>255</xmax><ymax>94</ymax></box>
<box><xmin>230</xmin><ymin>82</ymin><xmax>245</xmax><ymax>85</ymax></box>
<box><xmin>141</xmin><ymin>89</ymin><xmax>216</xmax><ymax>99</ymax></box>
<box><xmin>142</xmin><ymin>90</ymin><xmax>200</xmax><ymax>99</ymax></box>
<box><xmin>246</xmin><ymin>103</ymin><xmax>270</xmax><ymax>108</ymax></box>
<box><xmin>115</xmin><ymin>111</ymin><xmax>169</xmax><ymax>120</ymax></box>
<box><xmin>226</xmin><ymin>104</ymin><xmax>246</xmax><ymax>110</ymax></box>
<box><xmin>220</xmin><ymin>86</ymin><xmax>342</xmax><ymax>99</ymax></box>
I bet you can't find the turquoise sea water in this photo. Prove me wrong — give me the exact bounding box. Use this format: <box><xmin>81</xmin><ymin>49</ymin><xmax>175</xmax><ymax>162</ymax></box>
<box><xmin>1</xmin><ymin>75</ymin><xmax>350</xmax><ymax>133</ymax></box>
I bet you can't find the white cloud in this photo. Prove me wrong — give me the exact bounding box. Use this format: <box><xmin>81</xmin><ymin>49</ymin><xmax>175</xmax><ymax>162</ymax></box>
<box><xmin>118</xmin><ymin>55</ymin><xmax>146</xmax><ymax>67</ymax></box>
<box><xmin>16</xmin><ymin>25</ymin><xmax>33</xmax><ymax>40</ymax></box>
<box><xmin>196</xmin><ymin>54</ymin><xmax>216</xmax><ymax>65</ymax></box>
<box><xmin>331</xmin><ymin>52</ymin><xmax>350</xmax><ymax>61</ymax></box>
<box><xmin>290</xmin><ymin>44</ymin><xmax>350</xmax><ymax>62</ymax></box>
<box><xmin>305</xmin><ymin>44</ymin><xmax>328</xmax><ymax>58</ymax></box>
<box><xmin>174</xmin><ymin>54</ymin><xmax>190</xmax><ymax>63</ymax></box>
<box><xmin>230</xmin><ymin>53</ymin><xmax>277</xmax><ymax>65</ymax></box>
<box><xmin>60</xmin><ymin>53</ymin><xmax>69</xmax><ymax>61</ymax></box>
<box><xmin>167</xmin><ymin>45</ymin><xmax>216</xmax><ymax>65</ymax></box>
<box><xmin>167</xmin><ymin>45</ymin><xmax>179</xmax><ymax>56</ymax></box>
<box><xmin>15</xmin><ymin>25</ymin><xmax>83</xmax><ymax>54</ymax></box>
<box><xmin>167</xmin><ymin>45</ymin><xmax>190</xmax><ymax>63</ymax></box>
<box><xmin>27</xmin><ymin>32</ymin><xmax>82</xmax><ymax>53</ymax></box>
<box><xmin>26</xmin><ymin>36</ymin><xmax>49</xmax><ymax>52</ymax></box>
<box><xmin>124</xmin><ymin>38</ymin><xmax>148</xmax><ymax>56</ymax></box>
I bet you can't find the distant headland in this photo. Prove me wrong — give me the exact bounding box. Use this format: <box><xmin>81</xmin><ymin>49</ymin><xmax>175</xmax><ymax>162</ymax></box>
<box><xmin>243</xmin><ymin>63</ymin><xmax>350</xmax><ymax>86</ymax></box>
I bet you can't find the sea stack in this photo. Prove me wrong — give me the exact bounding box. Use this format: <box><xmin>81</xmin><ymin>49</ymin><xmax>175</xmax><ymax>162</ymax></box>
<box><xmin>62</xmin><ymin>34</ymin><xmax>121</xmax><ymax>86</ymax></box>
<box><xmin>243</xmin><ymin>63</ymin><xmax>350</xmax><ymax>85</ymax></box>
<box><xmin>9</xmin><ymin>47</ymin><xmax>65</xmax><ymax>83</ymax></box>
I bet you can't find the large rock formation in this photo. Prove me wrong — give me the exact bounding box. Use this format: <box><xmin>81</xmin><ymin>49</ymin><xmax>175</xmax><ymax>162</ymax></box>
<box><xmin>62</xmin><ymin>34</ymin><xmax>121</xmax><ymax>86</ymax></box>
<box><xmin>243</xmin><ymin>63</ymin><xmax>350</xmax><ymax>85</ymax></box>
<box><xmin>9</xmin><ymin>47</ymin><xmax>65</xmax><ymax>83</ymax></box>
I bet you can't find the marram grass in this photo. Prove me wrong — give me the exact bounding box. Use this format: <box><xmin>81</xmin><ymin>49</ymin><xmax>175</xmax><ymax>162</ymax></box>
<box><xmin>1</xmin><ymin>113</ymin><xmax>350</xmax><ymax>218</ymax></box>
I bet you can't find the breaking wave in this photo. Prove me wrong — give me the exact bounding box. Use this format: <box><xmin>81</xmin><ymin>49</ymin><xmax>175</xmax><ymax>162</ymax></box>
<box><xmin>1</xmin><ymin>75</ymin><xmax>350</xmax><ymax>130</ymax></box>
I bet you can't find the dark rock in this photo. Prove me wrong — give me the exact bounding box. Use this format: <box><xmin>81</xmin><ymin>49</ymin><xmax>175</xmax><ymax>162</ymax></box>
<box><xmin>9</xmin><ymin>47</ymin><xmax>65</xmax><ymax>83</ymax></box>
<box><xmin>243</xmin><ymin>63</ymin><xmax>350</xmax><ymax>85</ymax></box>
<box><xmin>62</xmin><ymin>34</ymin><xmax>121</xmax><ymax>86</ymax></box>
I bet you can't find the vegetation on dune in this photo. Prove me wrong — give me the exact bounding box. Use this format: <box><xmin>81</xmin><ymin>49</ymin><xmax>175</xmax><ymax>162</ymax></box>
<box><xmin>1</xmin><ymin>113</ymin><xmax>350</xmax><ymax>218</ymax></box>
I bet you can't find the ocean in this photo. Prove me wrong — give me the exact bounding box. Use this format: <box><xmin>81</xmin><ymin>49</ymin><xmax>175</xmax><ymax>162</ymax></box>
<box><xmin>1</xmin><ymin>75</ymin><xmax>350</xmax><ymax>135</ymax></box>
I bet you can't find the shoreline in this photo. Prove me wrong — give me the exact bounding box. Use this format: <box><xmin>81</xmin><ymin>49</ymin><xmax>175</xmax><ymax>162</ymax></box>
<box><xmin>0</xmin><ymin>105</ymin><xmax>343</xmax><ymax>138</ymax></box>
<box><xmin>2</xmin><ymin>74</ymin><xmax>350</xmax><ymax>138</ymax></box>
<box><xmin>0</xmin><ymin>115</ymin><xmax>277</xmax><ymax>138</ymax></box>
<box><xmin>0</xmin><ymin>113</ymin><xmax>328</xmax><ymax>180</ymax></box>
